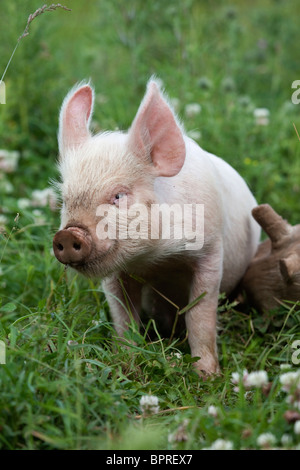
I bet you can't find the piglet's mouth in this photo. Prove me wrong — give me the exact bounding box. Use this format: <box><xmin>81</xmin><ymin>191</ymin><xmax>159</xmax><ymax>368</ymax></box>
<box><xmin>53</xmin><ymin>225</ymin><xmax>119</xmax><ymax>278</ymax></box>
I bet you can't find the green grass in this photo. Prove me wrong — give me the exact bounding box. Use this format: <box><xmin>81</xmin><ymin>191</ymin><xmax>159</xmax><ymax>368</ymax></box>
<box><xmin>0</xmin><ymin>0</ymin><xmax>300</xmax><ymax>450</ymax></box>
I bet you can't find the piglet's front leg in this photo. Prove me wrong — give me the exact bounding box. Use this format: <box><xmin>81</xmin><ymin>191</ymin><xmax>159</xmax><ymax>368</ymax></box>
<box><xmin>185</xmin><ymin>250</ymin><xmax>223</xmax><ymax>376</ymax></box>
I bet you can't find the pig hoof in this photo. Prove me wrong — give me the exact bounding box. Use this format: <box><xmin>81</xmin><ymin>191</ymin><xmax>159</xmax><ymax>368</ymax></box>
<box><xmin>194</xmin><ymin>359</ymin><xmax>221</xmax><ymax>378</ymax></box>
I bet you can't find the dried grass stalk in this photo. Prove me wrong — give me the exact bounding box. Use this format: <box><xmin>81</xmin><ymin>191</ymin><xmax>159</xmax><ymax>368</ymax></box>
<box><xmin>19</xmin><ymin>3</ymin><xmax>71</xmax><ymax>41</ymax></box>
<box><xmin>1</xmin><ymin>3</ymin><xmax>71</xmax><ymax>84</ymax></box>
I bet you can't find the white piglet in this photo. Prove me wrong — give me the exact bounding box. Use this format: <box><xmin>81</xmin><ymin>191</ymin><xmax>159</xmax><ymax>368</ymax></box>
<box><xmin>53</xmin><ymin>79</ymin><xmax>261</xmax><ymax>375</ymax></box>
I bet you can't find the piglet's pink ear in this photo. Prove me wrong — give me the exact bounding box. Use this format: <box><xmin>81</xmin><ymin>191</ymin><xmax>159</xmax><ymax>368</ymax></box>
<box><xmin>58</xmin><ymin>83</ymin><xmax>94</xmax><ymax>154</ymax></box>
<box><xmin>127</xmin><ymin>80</ymin><xmax>186</xmax><ymax>177</ymax></box>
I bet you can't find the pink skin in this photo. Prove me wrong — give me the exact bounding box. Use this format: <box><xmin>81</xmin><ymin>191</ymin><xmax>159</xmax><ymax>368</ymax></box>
<box><xmin>54</xmin><ymin>79</ymin><xmax>261</xmax><ymax>375</ymax></box>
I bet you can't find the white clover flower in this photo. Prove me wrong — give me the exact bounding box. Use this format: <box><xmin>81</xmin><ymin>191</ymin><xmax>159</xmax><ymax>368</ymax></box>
<box><xmin>281</xmin><ymin>434</ymin><xmax>293</xmax><ymax>446</ymax></box>
<box><xmin>208</xmin><ymin>405</ymin><xmax>219</xmax><ymax>418</ymax></box>
<box><xmin>170</xmin><ymin>351</ymin><xmax>182</xmax><ymax>360</ymax></box>
<box><xmin>139</xmin><ymin>394</ymin><xmax>160</xmax><ymax>415</ymax></box>
<box><xmin>231</xmin><ymin>369</ymin><xmax>248</xmax><ymax>384</ymax></box>
<box><xmin>0</xmin><ymin>180</ymin><xmax>14</xmax><ymax>193</ymax></box>
<box><xmin>231</xmin><ymin>371</ymin><xmax>241</xmax><ymax>384</ymax></box>
<box><xmin>294</xmin><ymin>421</ymin><xmax>300</xmax><ymax>435</ymax></box>
<box><xmin>0</xmin><ymin>149</ymin><xmax>20</xmax><ymax>173</ymax></box>
<box><xmin>254</xmin><ymin>108</ymin><xmax>270</xmax><ymax>126</ymax></box>
<box><xmin>257</xmin><ymin>432</ymin><xmax>276</xmax><ymax>448</ymax></box>
<box><xmin>209</xmin><ymin>439</ymin><xmax>233</xmax><ymax>450</ymax></box>
<box><xmin>279</xmin><ymin>370</ymin><xmax>300</xmax><ymax>392</ymax></box>
<box><xmin>184</xmin><ymin>103</ymin><xmax>202</xmax><ymax>118</ymax></box>
<box><xmin>295</xmin><ymin>400</ymin><xmax>300</xmax><ymax>410</ymax></box>
<box><xmin>32</xmin><ymin>209</ymin><xmax>46</xmax><ymax>225</ymax></box>
<box><xmin>244</xmin><ymin>370</ymin><xmax>269</xmax><ymax>388</ymax></box>
<box><xmin>31</xmin><ymin>188</ymin><xmax>57</xmax><ymax>210</ymax></box>
<box><xmin>0</xmin><ymin>214</ymin><xmax>8</xmax><ymax>227</ymax></box>
<box><xmin>232</xmin><ymin>369</ymin><xmax>269</xmax><ymax>391</ymax></box>
<box><xmin>17</xmin><ymin>198</ymin><xmax>31</xmax><ymax>210</ymax></box>
<box><xmin>231</xmin><ymin>369</ymin><xmax>248</xmax><ymax>392</ymax></box>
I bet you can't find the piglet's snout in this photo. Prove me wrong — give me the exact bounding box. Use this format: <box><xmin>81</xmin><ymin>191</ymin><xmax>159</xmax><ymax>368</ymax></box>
<box><xmin>53</xmin><ymin>227</ymin><xmax>92</xmax><ymax>265</ymax></box>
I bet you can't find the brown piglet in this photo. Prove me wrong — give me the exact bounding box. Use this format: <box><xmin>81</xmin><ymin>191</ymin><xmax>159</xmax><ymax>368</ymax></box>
<box><xmin>240</xmin><ymin>204</ymin><xmax>300</xmax><ymax>312</ymax></box>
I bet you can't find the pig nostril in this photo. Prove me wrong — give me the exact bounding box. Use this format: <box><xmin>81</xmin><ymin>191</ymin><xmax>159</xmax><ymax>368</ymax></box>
<box><xmin>53</xmin><ymin>227</ymin><xmax>91</xmax><ymax>265</ymax></box>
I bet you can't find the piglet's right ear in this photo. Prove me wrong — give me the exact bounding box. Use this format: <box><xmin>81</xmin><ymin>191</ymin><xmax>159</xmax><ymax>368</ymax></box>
<box><xmin>127</xmin><ymin>79</ymin><xmax>185</xmax><ymax>177</ymax></box>
<box><xmin>58</xmin><ymin>83</ymin><xmax>94</xmax><ymax>155</ymax></box>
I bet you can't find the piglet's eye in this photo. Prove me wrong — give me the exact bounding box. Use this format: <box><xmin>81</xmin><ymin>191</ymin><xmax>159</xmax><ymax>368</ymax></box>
<box><xmin>113</xmin><ymin>192</ymin><xmax>127</xmax><ymax>205</ymax></box>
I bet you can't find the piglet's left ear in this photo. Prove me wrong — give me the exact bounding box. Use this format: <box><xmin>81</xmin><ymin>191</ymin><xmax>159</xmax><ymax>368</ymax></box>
<box><xmin>58</xmin><ymin>83</ymin><xmax>94</xmax><ymax>155</ymax></box>
<box><xmin>127</xmin><ymin>79</ymin><xmax>186</xmax><ymax>177</ymax></box>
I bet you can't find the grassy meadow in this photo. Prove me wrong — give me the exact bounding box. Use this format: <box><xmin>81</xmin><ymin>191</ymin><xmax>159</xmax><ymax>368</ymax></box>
<box><xmin>0</xmin><ymin>0</ymin><xmax>300</xmax><ymax>450</ymax></box>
